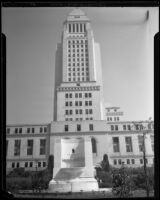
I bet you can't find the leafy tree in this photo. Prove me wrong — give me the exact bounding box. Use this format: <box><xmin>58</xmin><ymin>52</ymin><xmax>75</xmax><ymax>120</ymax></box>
<box><xmin>112</xmin><ymin>164</ymin><xmax>132</xmax><ymax>198</ymax></box>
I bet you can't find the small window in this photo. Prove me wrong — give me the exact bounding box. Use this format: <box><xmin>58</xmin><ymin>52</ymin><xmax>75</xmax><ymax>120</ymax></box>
<box><xmin>30</xmin><ymin>162</ymin><xmax>33</xmax><ymax>167</ymax></box>
<box><xmin>127</xmin><ymin>159</ymin><xmax>130</xmax><ymax>164</ymax></box>
<box><xmin>43</xmin><ymin>162</ymin><xmax>46</xmax><ymax>167</ymax></box>
<box><xmin>16</xmin><ymin>162</ymin><xmax>20</xmax><ymax>168</ymax></box>
<box><xmin>65</xmin><ymin>125</ymin><xmax>68</xmax><ymax>132</ymax></box>
<box><xmin>118</xmin><ymin>159</ymin><xmax>122</xmax><ymax>165</ymax></box>
<box><xmin>140</xmin><ymin>159</ymin><xmax>143</xmax><ymax>164</ymax></box>
<box><xmin>115</xmin><ymin>125</ymin><xmax>118</xmax><ymax>131</ymax></box>
<box><xmin>128</xmin><ymin>125</ymin><xmax>131</xmax><ymax>130</ymax></box>
<box><xmin>77</xmin><ymin>124</ymin><xmax>81</xmax><ymax>131</ymax></box>
<box><xmin>19</xmin><ymin>128</ymin><xmax>22</xmax><ymax>133</ymax></box>
<box><xmin>12</xmin><ymin>162</ymin><xmax>15</xmax><ymax>168</ymax></box>
<box><xmin>111</xmin><ymin>125</ymin><xmax>114</xmax><ymax>131</ymax></box>
<box><xmin>7</xmin><ymin>128</ymin><xmax>10</xmax><ymax>134</ymax></box>
<box><xmin>25</xmin><ymin>162</ymin><xmax>28</xmax><ymax>168</ymax></box>
<box><xmin>15</xmin><ymin>128</ymin><xmax>18</xmax><ymax>134</ymax></box>
<box><xmin>40</xmin><ymin>127</ymin><xmax>43</xmax><ymax>133</ymax></box>
<box><xmin>123</xmin><ymin>125</ymin><xmax>126</xmax><ymax>131</ymax></box>
<box><xmin>65</xmin><ymin>93</ymin><xmax>68</xmax><ymax>98</ymax></box>
<box><xmin>38</xmin><ymin>162</ymin><xmax>41</xmax><ymax>167</ymax></box>
<box><xmin>32</xmin><ymin>128</ymin><xmax>34</xmax><ymax>133</ymax></box>
<box><xmin>114</xmin><ymin>160</ymin><xmax>117</xmax><ymax>165</ymax></box>
<box><xmin>89</xmin><ymin>124</ymin><xmax>93</xmax><ymax>131</ymax></box>
<box><xmin>131</xmin><ymin>159</ymin><xmax>135</xmax><ymax>164</ymax></box>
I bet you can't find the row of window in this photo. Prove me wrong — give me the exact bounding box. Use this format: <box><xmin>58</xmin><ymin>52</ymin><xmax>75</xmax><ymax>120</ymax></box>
<box><xmin>68</xmin><ymin>77</ymin><xmax>89</xmax><ymax>82</ymax></box>
<box><xmin>68</xmin><ymin>53</ymin><xmax>88</xmax><ymax>57</ymax></box>
<box><xmin>68</xmin><ymin>23</ymin><xmax>86</xmax><ymax>33</ymax></box>
<box><xmin>107</xmin><ymin>117</ymin><xmax>119</xmax><ymax>121</ymax></box>
<box><xmin>65</xmin><ymin>101</ymin><xmax>92</xmax><ymax>107</ymax></box>
<box><xmin>6</xmin><ymin>139</ymin><xmax>46</xmax><ymax>156</ymax></box>
<box><xmin>68</xmin><ymin>45</ymin><xmax>88</xmax><ymax>49</ymax></box>
<box><xmin>68</xmin><ymin>67</ymin><xmax>89</xmax><ymax>71</ymax></box>
<box><xmin>65</xmin><ymin>117</ymin><xmax>93</xmax><ymax>121</ymax></box>
<box><xmin>68</xmin><ymin>40</ymin><xmax>88</xmax><ymax>44</ymax></box>
<box><xmin>68</xmin><ymin>72</ymin><xmax>89</xmax><ymax>76</ymax></box>
<box><xmin>65</xmin><ymin>109</ymin><xmax>93</xmax><ymax>115</ymax></box>
<box><xmin>110</xmin><ymin>124</ymin><xmax>154</xmax><ymax>131</ymax></box>
<box><xmin>68</xmin><ymin>49</ymin><xmax>88</xmax><ymax>53</ymax></box>
<box><xmin>112</xmin><ymin>135</ymin><xmax>154</xmax><ymax>153</ymax></box>
<box><xmin>6</xmin><ymin>127</ymin><xmax>47</xmax><ymax>134</ymax></box>
<box><xmin>113</xmin><ymin>158</ymin><xmax>150</xmax><ymax>165</ymax></box>
<box><xmin>65</xmin><ymin>93</ymin><xmax>92</xmax><ymax>98</ymax></box>
<box><xmin>64</xmin><ymin>124</ymin><xmax>94</xmax><ymax>132</ymax></box>
<box><xmin>11</xmin><ymin>161</ymin><xmax>46</xmax><ymax>169</ymax></box>
<box><xmin>68</xmin><ymin>62</ymin><xmax>89</xmax><ymax>67</ymax></box>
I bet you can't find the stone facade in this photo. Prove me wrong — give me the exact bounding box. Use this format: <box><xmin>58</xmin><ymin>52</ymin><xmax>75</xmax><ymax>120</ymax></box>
<box><xmin>6</xmin><ymin>9</ymin><xmax>154</xmax><ymax>177</ymax></box>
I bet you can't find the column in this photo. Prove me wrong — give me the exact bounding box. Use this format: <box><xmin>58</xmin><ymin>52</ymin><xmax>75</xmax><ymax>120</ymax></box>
<box><xmin>53</xmin><ymin>137</ymin><xmax>62</xmax><ymax>178</ymax></box>
<box><xmin>84</xmin><ymin>136</ymin><xmax>94</xmax><ymax>177</ymax></box>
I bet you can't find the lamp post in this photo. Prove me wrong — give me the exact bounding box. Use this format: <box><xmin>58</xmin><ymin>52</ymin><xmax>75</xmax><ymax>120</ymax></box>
<box><xmin>132</xmin><ymin>120</ymin><xmax>152</xmax><ymax>197</ymax></box>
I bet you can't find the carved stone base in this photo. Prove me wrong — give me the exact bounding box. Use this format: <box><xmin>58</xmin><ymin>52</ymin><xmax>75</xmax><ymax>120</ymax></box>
<box><xmin>48</xmin><ymin>177</ymin><xmax>99</xmax><ymax>193</ymax></box>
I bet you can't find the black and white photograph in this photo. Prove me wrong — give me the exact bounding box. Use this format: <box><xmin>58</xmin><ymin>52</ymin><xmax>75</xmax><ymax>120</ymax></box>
<box><xmin>2</xmin><ymin>3</ymin><xmax>159</xmax><ymax>198</ymax></box>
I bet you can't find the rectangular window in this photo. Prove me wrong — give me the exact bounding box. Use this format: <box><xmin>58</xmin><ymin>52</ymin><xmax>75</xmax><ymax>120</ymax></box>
<box><xmin>15</xmin><ymin>128</ymin><xmax>18</xmax><ymax>134</ymax></box>
<box><xmin>29</xmin><ymin>162</ymin><xmax>33</xmax><ymax>167</ymax></box>
<box><xmin>40</xmin><ymin>139</ymin><xmax>46</xmax><ymax>155</ymax></box>
<box><xmin>27</xmin><ymin>128</ymin><xmax>30</xmax><ymax>133</ymax></box>
<box><xmin>115</xmin><ymin>125</ymin><xmax>118</xmax><ymax>131</ymax></box>
<box><xmin>85</xmin><ymin>101</ymin><xmax>88</xmax><ymax>106</ymax></box>
<box><xmin>140</xmin><ymin>159</ymin><xmax>143</xmax><ymax>164</ymax></box>
<box><xmin>19</xmin><ymin>128</ymin><xmax>22</xmax><ymax>133</ymax></box>
<box><xmin>25</xmin><ymin>162</ymin><xmax>28</xmax><ymax>168</ymax></box>
<box><xmin>111</xmin><ymin>125</ymin><xmax>114</xmax><ymax>131</ymax></box>
<box><xmin>70</xmin><ymin>102</ymin><xmax>72</xmax><ymax>106</ymax></box>
<box><xmin>65</xmin><ymin>93</ymin><xmax>68</xmax><ymax>98</ymax></box>
<box><xmin>7</xmin><ymin>128</ymin><xmax>10</xmax><ymax>134</ymax></box>
<box><xmin>40</xmin><ymin>127</ymin><xmax>43</xmax><ymax>133</ymax></box>
<box><xmin>14</xmin><ymin>140</ymin><xmax>21</xmax><ymax>156</ymax></box>
<box><xmin>70</xmin><ymin>110</ymin><xmax>72</xmax><ymax>115</ymax></box>
<box><xmin>85</xmin><ymin>109</ymin><xmax>88</xmax><ymax>114</ymax></box>
<box><xmin>89</xmin><ymin>101</ymin><xmax>92</xmax><ymax>106</ymax></box>
<box><xmin>89</xmin><ymin>109</ymin><xmax>92</xmax><ymax>114</ymax></box>
<box><xmin>38</xmin><ymin>162</ymin><xmax>41</xmax><ymax>167</ymax></box>
<box><xmin>131</xmin><ymin>159</ymin><xmax>135</xmax><ymax>164</ymax></box>
<box><xmin>89</xmin><ymin>124</ymin><xmax>94</xmax><ymax>131</ymax></box>
<box><xmin>65</xmin><ymin>102</ymin><xmax>68</xmax><ymax>106</ymax></box>
<box><xmin>69</xmin><ymin>24</ymin><xmax>71</xmax><ymax>32</ymax></box>
<box><xmin>138</xmin><ymin>135</ymin><xmax>144</xmax><ymax>152</ymax></box>
<box><xmin>85</xmin><ymin>93</ymin><xmax>88</xmax><ymax>98</ymax></box>
<box><xmin>79</xmin><ymin>101</ymin><xmax>82</xmax><ymax>106</ymax></box>
<box><xmin>16</xmin><ymin>162</ymin><xmax>19</xmax><ymax>168</ymax></box>
<box><xmin>114</xmin><ymin>160</ymin><xmax>117</xmax><ymax>165</ymax></box>
<box><xmin>65</xmin><ymin>125</ymin><xmax>68</xmax><ymax>132</ymax></box>
<box><xmin>32</xmin><ymin>128</ymin><xmax>34</xmax><ymax>133</ymax></box>
<box><xmin>112</xmin><ymin>137</ymin><xmax>120</xmax><ymax>152</ymax></box>
<box><xmin>43</xmin><ymin>162</ymin><xmax>46</xmax><ymax>167</ymax></box>
<box><xmin>79</xmin><ymin>93</ymin><xmax>82</xmax><ymax>98</ymax></box>
<box><xmin>127</xmin><ymin>159</ymin><xmax>130</xmax><ymax>164</ymax></box>
<box><xmin>27</xmin><ymin>140</ymin><xmax>33</xmax><ymax>156</ymax></box>
<box><xmin>65</xmin><ymin>110</ymin><xmax>68</xmax><ymax>115</ymax></box>
<box><xmin>125</xmin><ymin>137</ymin><xmax>133</xmax><ymax>152</ymax></box>
<box><xmin>118</xmin><ymin>159</ymin><xmax>122</xmax><ymax>165</ymax></box>
<box><xmin>75</xmin><ymin>93</ymin><xmax>78</xmax><ymax>98</ymax></box>
<box><xmin>123</xmin><ymin>125</ymin><xmax>126</xmax><ymax>130</ymax></box>
<box><xmin>89</xmin><ymin>93</ymin><xmax>92</xmax><ymax>98</ymax></box>
<box><xmin>77</xmin><ymin>124</ymin><xmax>81</xmax><ymax>131</ymax></box>
<box><xmin>127</xmin><ymin>125</ymin><xmax>131</xmax><ymax>130</ymax></box>
<box><xmin>12</xmin><ymin>162</ymin><xmax>15</xmax><ymax>168</ymax></box>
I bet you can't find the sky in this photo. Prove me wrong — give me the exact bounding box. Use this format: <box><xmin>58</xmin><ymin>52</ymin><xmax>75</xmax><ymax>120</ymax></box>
<box><xmin>2</xmin><ymin>7</ymin><xmax>158</xmax><ymax>124</ymax></box>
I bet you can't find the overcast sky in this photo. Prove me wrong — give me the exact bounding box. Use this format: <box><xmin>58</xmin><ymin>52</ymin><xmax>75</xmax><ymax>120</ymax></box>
<box><xmin>2</xmin><ymin>7</ymin><xmax>158</xmax><ymax>124</ymax></box>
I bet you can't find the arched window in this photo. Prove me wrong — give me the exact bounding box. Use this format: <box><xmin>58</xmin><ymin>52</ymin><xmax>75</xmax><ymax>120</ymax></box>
<box><xmin>91</xmin><ymin>138</ymin><xmax>97</xmax><ymax>154</ymax></box>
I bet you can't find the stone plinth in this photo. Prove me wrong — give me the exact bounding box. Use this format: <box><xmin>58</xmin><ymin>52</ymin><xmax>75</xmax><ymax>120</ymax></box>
<box><xmin>48</xmin><ymin>136</ymin><xmax>98</xmax><ymax>192</ymax></box>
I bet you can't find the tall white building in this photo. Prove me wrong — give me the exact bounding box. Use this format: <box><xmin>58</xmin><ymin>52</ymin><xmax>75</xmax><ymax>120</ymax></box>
<box><xmin>6</xmin><ymin>9</ymin><xmax>154</xmax><ymax>191</ymax></box>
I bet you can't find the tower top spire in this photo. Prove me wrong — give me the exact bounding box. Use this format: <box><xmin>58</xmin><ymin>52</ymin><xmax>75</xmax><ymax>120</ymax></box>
<box><xmin>68</xmin><ymin>8</ymin><xmax>85</xmax><ymax>16</ymax></box>
<box><xmin>66</xmin><ymin>8</ymin><xmax>90</xmax><ymax>22</ymax></box>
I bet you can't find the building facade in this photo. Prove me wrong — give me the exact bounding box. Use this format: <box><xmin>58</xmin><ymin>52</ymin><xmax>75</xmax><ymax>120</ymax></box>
<box><xmin>6</xmin><ymin>9</ymin><xmax>154</xmax><ymax>174</ymax></box>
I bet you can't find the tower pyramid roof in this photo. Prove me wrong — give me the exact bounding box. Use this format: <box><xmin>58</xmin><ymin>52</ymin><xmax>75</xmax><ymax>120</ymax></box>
<box><xmin>69</xmin><ymin>8</ymin><xmax>85</xmax><ymax>16</ymax></box>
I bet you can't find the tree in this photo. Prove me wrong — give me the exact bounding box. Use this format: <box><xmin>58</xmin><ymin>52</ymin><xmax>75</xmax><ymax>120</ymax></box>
<box><xmin>112</xmin><ymin>164</ymin><xmax>132</xmax><ymax>198</ymax></box>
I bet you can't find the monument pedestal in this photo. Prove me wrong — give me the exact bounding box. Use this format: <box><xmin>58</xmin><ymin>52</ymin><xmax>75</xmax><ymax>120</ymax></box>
<box><xmin>48</xmin><ymin>136</ymin><xmax>99</xmax><ymax>192</ymax></box>
<box><xmin>48</xmin><ymin>177</ymin><xmax>98</xmax><ymax>192</ymax></box>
